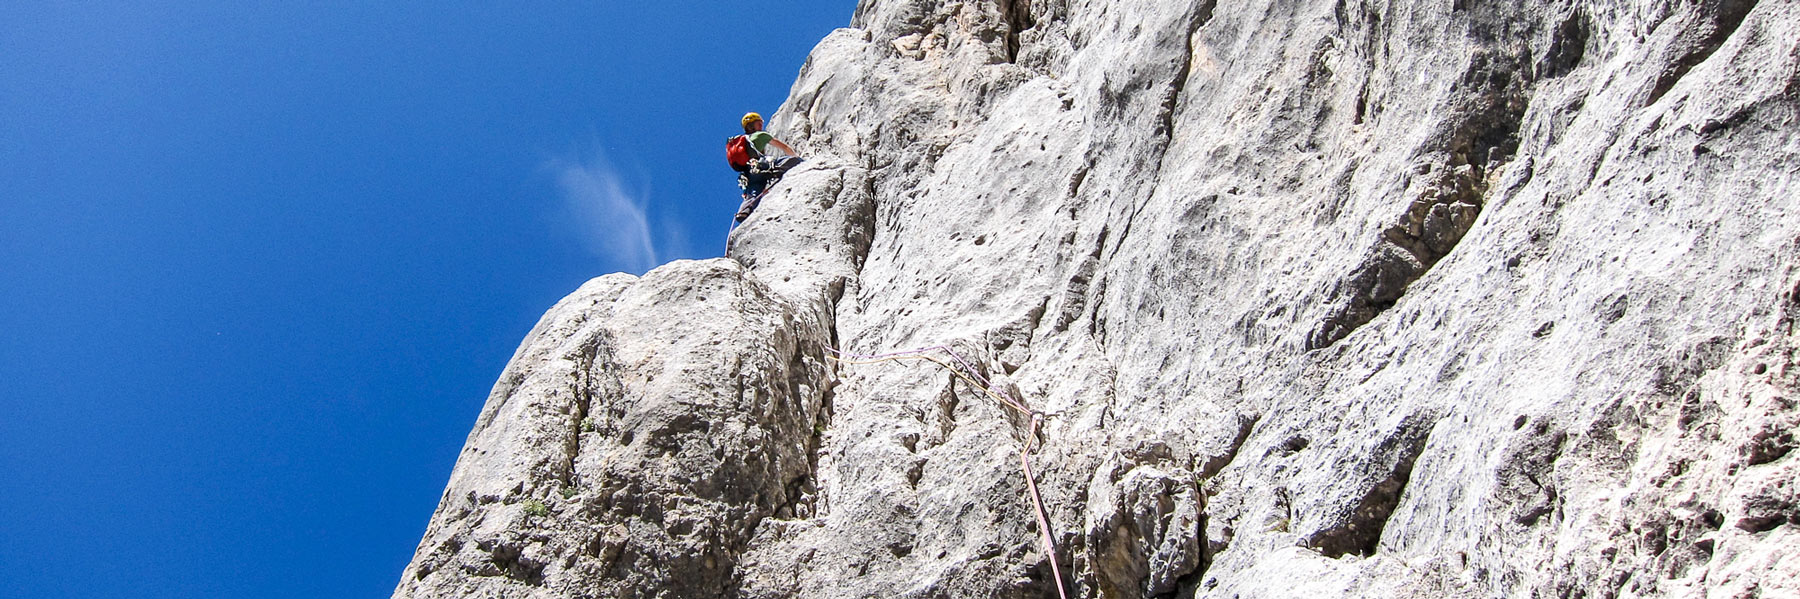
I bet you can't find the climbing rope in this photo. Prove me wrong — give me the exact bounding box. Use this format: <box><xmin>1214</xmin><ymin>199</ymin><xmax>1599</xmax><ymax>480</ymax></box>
<box><xmin>824</xmin><ymin>344</ymin><xmax>1070</xmax><ymax>599</ymax></box>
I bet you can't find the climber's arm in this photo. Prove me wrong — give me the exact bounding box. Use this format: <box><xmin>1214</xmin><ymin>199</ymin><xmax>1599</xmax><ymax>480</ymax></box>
<box><xmin>769</xmin><ymin>138</ymin><xmax>798</xmax><ymax>157</ymax></box>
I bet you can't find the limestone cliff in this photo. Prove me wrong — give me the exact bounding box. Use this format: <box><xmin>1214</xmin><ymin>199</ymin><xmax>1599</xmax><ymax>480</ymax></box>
<box><xmin>394</xmin><ymin>1</ymin><xmax>1799</xmax><ymax>597</ymax></box>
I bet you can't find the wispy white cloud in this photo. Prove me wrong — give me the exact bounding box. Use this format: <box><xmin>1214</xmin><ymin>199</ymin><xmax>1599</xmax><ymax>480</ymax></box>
<box><xmin>550</xmin><ymin>152</ymin><xmax>661</xmax><ymax>273</ymax></box>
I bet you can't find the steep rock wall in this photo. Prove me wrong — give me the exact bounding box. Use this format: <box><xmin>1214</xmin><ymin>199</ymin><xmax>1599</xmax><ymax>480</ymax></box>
<box><xmin>396</xmin><ymin>1</ymin><xmax>1799</xmax><ymax>597</ymax></box>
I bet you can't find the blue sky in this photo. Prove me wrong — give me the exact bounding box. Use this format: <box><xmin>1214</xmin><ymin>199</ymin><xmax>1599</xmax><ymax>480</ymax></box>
<box><xmin>0</xmin><ymin>2</ymin><xmax>854</xmax><ymax>597</ymax></box>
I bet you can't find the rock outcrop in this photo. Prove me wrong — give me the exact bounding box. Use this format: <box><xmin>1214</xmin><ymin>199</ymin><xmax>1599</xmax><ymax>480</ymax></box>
<box><xmin>396</xmin><ymin>0</ymin><xmax>1799</xmax><ymax>597</ymax></box>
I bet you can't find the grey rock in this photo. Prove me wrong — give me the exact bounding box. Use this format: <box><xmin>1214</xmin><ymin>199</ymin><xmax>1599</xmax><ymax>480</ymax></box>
<box><xmin>397</xmin><ymin>0</ymin><xmax>1800</xmax><ymax>597</ymax></box>
<box><xmin>393</xmin><ymin>261</ymin><xmax>836</xmax><ymax>598</ymax></box>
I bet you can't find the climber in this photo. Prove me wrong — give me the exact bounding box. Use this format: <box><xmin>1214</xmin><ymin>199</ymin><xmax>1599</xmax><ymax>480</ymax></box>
<box><xmin>727</xmin><ymin>112</ymin><xmax>804</xmax><ymax>223</ymax></box>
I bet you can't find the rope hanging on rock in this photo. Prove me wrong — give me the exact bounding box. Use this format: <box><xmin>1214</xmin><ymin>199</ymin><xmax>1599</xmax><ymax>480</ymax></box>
<box><xmin>824</xmin><ymin>344</ymin><xmax>1069</xmax><ymax>599</ymax></box>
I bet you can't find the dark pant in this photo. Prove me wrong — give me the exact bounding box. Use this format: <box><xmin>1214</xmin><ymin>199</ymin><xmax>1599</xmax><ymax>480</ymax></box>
<box><xmin>735</xmin><ymin>156</ymin><xmax>804</xmax><ymax>222</ymax></box>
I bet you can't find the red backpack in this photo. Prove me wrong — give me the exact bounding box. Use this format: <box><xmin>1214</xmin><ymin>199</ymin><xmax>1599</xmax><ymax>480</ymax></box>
<box><xmin>726</xmin><ymin>135</ymin><xmax>760</xmax><ymax>172</ymax></box>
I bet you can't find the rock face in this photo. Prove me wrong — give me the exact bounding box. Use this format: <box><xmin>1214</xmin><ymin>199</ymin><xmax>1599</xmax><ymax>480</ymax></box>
<box><xmin>395</xmin><ymin>1</ymin><xmax>1800</xmax><ymax>597</ymax></box>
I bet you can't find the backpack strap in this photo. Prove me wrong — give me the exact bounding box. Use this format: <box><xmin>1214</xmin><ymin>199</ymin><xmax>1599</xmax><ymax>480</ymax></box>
<box><xmin>744</xmin><ymin>133</ymin><xmax>764</xmax><ymax>159</ymax></box>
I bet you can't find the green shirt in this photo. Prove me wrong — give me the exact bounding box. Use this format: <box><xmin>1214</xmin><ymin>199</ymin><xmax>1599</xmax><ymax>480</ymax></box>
<box><xmin>748</xmin><ymin>131</ymin><xmax>774</xmax><ymax>155</ymax></box>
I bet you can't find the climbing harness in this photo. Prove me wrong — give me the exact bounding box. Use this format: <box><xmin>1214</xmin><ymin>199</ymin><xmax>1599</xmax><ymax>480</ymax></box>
<box><xmin>824</xmin><ymin>345</ymin><xmax>1070</xmax><ymax>599</ymax></box>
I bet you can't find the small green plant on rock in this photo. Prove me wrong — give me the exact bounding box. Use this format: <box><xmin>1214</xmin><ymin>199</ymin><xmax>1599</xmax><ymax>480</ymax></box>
<box><xmin>522</xmin><ymin>499</ymin><xmax>549</xmax><ymax>518</ymax></box>
<box><xmin>580</xmin><ymin>417</ymin><xmax>596</xmax><ymax>433</ymax></box>
<box><xmin>560</xmin><ymin>486</ymin><xmax>578</xmax><ymax>500</ymax></box>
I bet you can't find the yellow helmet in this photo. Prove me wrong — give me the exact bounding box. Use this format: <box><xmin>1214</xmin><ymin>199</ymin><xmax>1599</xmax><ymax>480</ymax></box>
<box><xmin>742</xmin><ymin>112</ymin><xmax>763</xmax><ymax>131</ymax></box>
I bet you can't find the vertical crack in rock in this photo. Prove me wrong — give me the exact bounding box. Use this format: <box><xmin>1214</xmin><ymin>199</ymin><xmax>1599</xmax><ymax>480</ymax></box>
<box><xmin>1145</xmin><ymin>0</ymin><xmax>1217</xmax><ymax>189</ymax></box>
<box><xmin>850</xmin><ymin>187</ymin><xmax>878</xmax><ymax>275</ymax></box>
<box><xmin>1305</xmin><ymin>415</ymin><xmax>1435</xmax><ymax>558</ymax></box>
<box><xmin>1110</xmin><ymin>198</ymin><xmax>1149</xmax><ymax>262</ymax></box>
<box><xmin>802</xmin><ymin>73</ymin><xmax>837</xmax><ymax>140</ymax></box>
<box><xmin>1647</xmin><ymin>0</ymin><xmax>1760</xmax><ymax>104</ymax></box>
<box><xmin>1054</xmin><ymin>226</ymin><xmax>1107</xmax><ymax>333</ymax></box>
<box><xmin>1154</xmin><ymin>0</ymin><xmax>1214</xmax><ymax>144</ymax></box>
<box><xmin>1308</xmin><ymin>49</ymin><xmax>1531</xmax><ymax>350</ymax></box>
<box><xmin>565</xmin><ymin>334</ymin><xmax>604</xmax><ymax>488</ymax></box>
<box><xmin>1066</xmin><ymin>164</ymin><xmax>1091</xmax><ymax>201</ymax></box>
<box><xmin>995</xmin><ymin>0</ymin><xmax>1035</xmax><ymax>63</ymax></box>
<box><xmin>1107</xmin><ymin>0</ymin><xmax>1219</xmax><ymax>266</ymax></box>
<box><xmin>935</xmin><ymin>370</ymin><xmax>964</xmax><ymax>442</ymax></box>
<box><xmin>1537</xmin><ymin>9</ymin><xmax>1590</xmax><ymax>79</ymax></box>
<box><xmin>776</xmin><ymin>343</ymin><xmax>834</xmax><ymax>521</ymax></box>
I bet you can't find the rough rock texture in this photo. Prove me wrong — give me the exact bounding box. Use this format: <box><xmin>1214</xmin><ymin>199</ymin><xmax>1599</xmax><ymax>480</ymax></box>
<box><xmin>397</xmin><ymin>0</ymin><xmax>1799</xmax><ymax>597</ymax></box>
